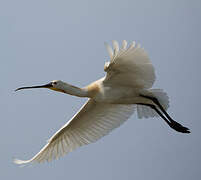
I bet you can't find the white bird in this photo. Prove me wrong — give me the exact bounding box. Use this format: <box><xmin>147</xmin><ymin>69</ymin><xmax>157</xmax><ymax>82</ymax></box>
<box><xmin>14</xmin><ymin>40</ymin><xmax>190</xmax><ymax>165</ymax></box>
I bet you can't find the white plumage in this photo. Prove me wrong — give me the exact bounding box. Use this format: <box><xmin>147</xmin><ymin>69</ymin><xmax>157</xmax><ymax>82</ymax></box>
<box><xmin>14</xmin><ymin>40</ymin><xmax>190</xmax><ymax>165</ymax></box>
<box><xmin>15</xmin><ymin>100</ymin><xmax>135</xmax><ymax>164</ymax></box>
<box><xmin>104</xmin><ymin>41</ymin><xmax>155</xmax><ymax>89</ymax></box>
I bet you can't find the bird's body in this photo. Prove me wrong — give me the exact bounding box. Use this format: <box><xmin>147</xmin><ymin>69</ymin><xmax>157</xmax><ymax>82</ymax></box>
<box><xmin>14</xmin><ymin>40</ymin><xmax>190</xmax><ymax>165</ymax></box>
<box><xmin>87</xmin><ymin>79</ymin><xmax>136</xmax><ymax>103</ymax></box>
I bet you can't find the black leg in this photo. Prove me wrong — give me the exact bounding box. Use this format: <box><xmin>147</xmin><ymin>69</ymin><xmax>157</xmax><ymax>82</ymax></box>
<box><xmin>138</xmin><ymin>96</ymin><xmax>190</xmax><ymax>134</ymax></box>
<box><xmin>140</xmin><ymin>95</ymin><xmax>173</xmax><ymax>121</ymax></box>
<box><xmin>137</xmin><ymin>103</ymin><xmax>171</xmax><ymax>126</ymax></box>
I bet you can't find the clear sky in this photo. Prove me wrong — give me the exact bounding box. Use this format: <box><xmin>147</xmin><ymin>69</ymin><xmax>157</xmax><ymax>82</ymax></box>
<box><xmin>1</xmin><ymin>0</ymin><xmax>201</xmax><ymax>179</ymax></box>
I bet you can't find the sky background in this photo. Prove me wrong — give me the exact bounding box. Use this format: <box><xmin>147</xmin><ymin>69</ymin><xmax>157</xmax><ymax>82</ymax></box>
<box><xmin>1</xmin><ymin>0</ymin><xmax>201</xmax><ymax>179</ymax></box>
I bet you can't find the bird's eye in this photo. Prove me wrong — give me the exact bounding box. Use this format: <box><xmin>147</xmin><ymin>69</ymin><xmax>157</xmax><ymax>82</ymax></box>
<box><xmin>52</xmin><ymin>82</ymin><xmax>57</xmax><ymax>85</ymax></box>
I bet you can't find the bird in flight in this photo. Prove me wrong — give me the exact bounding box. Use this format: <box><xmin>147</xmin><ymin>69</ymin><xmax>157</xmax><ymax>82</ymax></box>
<box><xmin>14</xmin><ymin>40</ymin><xmax>190</xmax><ymax>165</ymax></box>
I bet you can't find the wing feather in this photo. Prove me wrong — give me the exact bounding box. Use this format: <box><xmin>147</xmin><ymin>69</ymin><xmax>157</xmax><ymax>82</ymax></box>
<box><xmin>104</xmin><ymin>40</ymin><xmax>155</xmax><ymax>89</ymax></box>
<box><xmin>14</xmin><ymin>99</ymin><xmax>135</xmax><ymax>164</ymax></box>
<box><xmin>104</xmin><ymin>42</ymin><xmax>113</xmax><ymax>59</ymax></box>
<box><xmin>112</xmin><ymin>40</ymin><xmax>119</xmax><ymax>57</ymax></box>
<box><xmin>122</xmin><ymin>40</ymin><xmax>127</xmax><ymax>50</ymax></box>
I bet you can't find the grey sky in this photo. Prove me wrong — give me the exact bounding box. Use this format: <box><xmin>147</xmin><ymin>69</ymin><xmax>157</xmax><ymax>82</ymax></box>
<box><xmin>1</xmin><ymin>0</ymin><xmax>201</xmax><ymax>179</ymax></box>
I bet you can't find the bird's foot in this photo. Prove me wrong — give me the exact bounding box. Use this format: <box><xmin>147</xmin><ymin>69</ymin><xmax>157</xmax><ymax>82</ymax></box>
<box><xmin>169</xmin><ymin>120</ymin><xmax>190</xmax><ymax>133</ymax></box>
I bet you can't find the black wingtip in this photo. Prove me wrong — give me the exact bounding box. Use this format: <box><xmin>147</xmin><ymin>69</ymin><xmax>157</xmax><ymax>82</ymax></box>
<box><xmin>169</xmin><ymin>120</ymin><xmax>191</xmax><ymax>134</ymax></box>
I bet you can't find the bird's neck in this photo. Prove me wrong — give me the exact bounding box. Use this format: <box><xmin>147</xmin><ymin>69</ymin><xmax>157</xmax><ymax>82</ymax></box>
<box><xmin>62</xmin><ymin>83</ymin><xmax>88</xmax><ymax>97</ymax></box>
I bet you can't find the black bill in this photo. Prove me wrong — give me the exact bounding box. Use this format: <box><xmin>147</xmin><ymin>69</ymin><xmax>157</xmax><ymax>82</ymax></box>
<box><xmin>15</xmin><ymin>82</ymin><xmax>53</xmax><ymax>91</ymax></box>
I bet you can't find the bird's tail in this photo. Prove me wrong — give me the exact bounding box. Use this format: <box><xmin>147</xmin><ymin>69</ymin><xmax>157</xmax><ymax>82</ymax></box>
<box><xmin>137</xmin><ymin>89</ymin><xmax>169</xmax><ymax>119</ymax></box>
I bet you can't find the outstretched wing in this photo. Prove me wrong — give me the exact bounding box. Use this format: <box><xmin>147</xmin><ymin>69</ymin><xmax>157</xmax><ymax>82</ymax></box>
<box><xmin>14</xmin><ymin>99</ymin><xmax>135</xmax><ymax>164</ymax></box>
<box><xmin>104</xmin><ymin>40</ymin><xmax>156</xmax><ymax>89</ymax></box>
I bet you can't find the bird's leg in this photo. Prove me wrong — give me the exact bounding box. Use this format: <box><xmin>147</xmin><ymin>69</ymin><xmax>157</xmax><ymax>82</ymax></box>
<box><xmin>139</xmin><ymin>95</ymin><xmax>190</xmax><ymax>133</ymax></box>
<box><xmin>137</xmin><ymin>103</ymin><xmax>171</xmax><ymax>125</ymax></box>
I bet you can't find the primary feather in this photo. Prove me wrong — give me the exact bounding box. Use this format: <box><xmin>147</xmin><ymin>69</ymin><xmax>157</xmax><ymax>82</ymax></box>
<box><xmin>104</xmin><ymin>40</ymin><xmax>156</xmax><ymax>89</ymax></box>
<box><xmin>14</xmin><ymin>99</ymin><xmax>135</xmax><ymax>164</ymax></box>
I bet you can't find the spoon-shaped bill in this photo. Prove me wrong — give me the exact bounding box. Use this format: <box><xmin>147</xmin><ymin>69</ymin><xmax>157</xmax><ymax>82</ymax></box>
<box><xmin>15</xmin><ymin>83</ymin><xmax>53</xmax><ymax>91</ymax></box>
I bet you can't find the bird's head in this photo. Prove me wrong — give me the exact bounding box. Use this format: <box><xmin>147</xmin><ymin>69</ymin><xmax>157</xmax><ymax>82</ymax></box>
<box><xmin>15</xmin><ymin>80</ymin><xmax>66</xmax><ymax>93</ymax></box>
